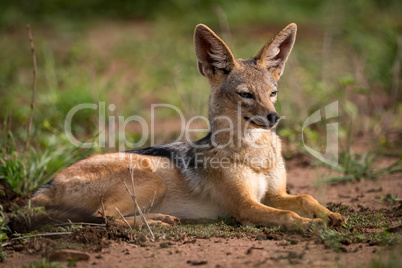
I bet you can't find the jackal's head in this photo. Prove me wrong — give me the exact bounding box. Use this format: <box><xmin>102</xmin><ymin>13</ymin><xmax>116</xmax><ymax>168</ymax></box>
<box><xmin>194</xmin><ymin>23</ymin><xmax>296</xmax><ymax>134</ymax></box>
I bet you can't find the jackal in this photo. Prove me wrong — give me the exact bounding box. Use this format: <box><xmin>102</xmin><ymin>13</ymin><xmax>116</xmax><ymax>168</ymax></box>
<box><xmin>17</xmin><ymin>23</ymin><xmax>346</xmax><ymax>232</ymax></box>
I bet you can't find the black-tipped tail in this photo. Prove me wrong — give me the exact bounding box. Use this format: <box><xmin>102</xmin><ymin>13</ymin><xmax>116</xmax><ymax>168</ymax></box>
<box><xmin>8</xmin><ymin>205</ymin><xmax>105</xmax><ymax>233</ymax></box>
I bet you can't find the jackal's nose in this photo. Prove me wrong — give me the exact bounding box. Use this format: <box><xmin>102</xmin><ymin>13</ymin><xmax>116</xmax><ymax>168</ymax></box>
<box><xmin>267</xmin><ymin>112</ymin><xmax>280</xmax><ymax>125</ymax></box>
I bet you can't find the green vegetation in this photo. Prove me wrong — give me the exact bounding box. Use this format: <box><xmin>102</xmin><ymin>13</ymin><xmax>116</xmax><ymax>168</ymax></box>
<box><xmin>320</xmin><ymin>203</ymin><xmax>401</xmax><ymax>251</ymax></box>
<box><xmin>0</xmin><ymin>190</ymin><xmax>8</xmax><ymax>260</ymax></box>
<box><xmin>382</xmin><ymin>194</ymin><xmax>402</xmax><ymax>206</ymax></box>
<box><xmin>368</xmin><ymin>247</ymin><xmax>402</xmax><ymax>268</ymax></box>
<box><xmin>0</xmin><ymin>133</ymin><xmax>92</xmax><ymax>196</ymax></box>
<box><xmin>124</xmin><ymin>217</ymin><xmax>280</xmax><ymax>241</ymax></box>
<box><xmin>8</xmin><ymin>201</ymin><xmax>46</xmax><ymax>229</ymax></box>
<box><xmin>317</xmin><ymin>151</ymin><xmax>402</xmax><ymax>184</ymax></box>
<box><xmin>23</xmin><ymin>258</ymin><xmax>71</xmax><ymax>268</ymax></box>
<box><xmin>0</xmin><ymin>201</ymin><xmax>47</xmax><ymax>260</ymax></box>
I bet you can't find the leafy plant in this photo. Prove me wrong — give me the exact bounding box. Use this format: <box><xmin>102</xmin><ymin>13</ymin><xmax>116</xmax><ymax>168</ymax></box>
<box><xmin>318</xmin><ymin>151</ymin><xmax>402</xmax><ymax>184</ymax></box>
<box><xmin>0</xmin><ymin>197</ymin><xmax>49</xmax><ymax>260</ymax></box>
<box><xmin>0</xmin><ymin>132</ymin><xmax>91</xmax><ymax>196</ymax></box>
<box><xmin>382</xmin><ymin>194</ymin><xmax>402</xmax><ymax>205</ymax></box>
<box><xmin>0</xmin><ymin>190</ymin><xmax>9</xmax><ymax>260</ymax></box>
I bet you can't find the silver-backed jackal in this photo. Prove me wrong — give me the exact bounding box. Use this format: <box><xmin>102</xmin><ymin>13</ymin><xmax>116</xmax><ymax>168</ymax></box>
<box><xmin>17</xmin><ymin>23</ymin><xmax>346</xmax><ymax>232</ymax></box>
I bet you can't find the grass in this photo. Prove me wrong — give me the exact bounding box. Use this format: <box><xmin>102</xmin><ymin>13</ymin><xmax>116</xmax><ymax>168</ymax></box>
<box><xmin>23</xmin><ymin>258</ymin><xmax>71</xmax><ymax>268</ymax></box>
<box><xmin>320</xmin><ymin>203</ymin><xmax>401</xmax><ymax>251</ymax></box>
<box><xmin>382</xmin><ymin>194</ymin><xmax>402</xmax><ymax>206</ymax></box>
<box><xmin>50</xmin><ymin>204</ymin><xmax>401</xmax><ymax>251</ymax></box>
<box><xmin>368</xmin><ymin>246</ymin><xmax>402</xmax><ymax>268</ymax></box>
<box><xmin>0</xmin><ymin>132</ymin><xmax>93</xmax><ymax>196</ymax></box>
<box><xmin>316</xmin><ymin>149</ymin><xmax>402</xmax><ymax>184</ymax></box>
<box><xmin>314</xmin><ymin>121</ymin><xmax>402</xmax><ymax>184</ymax></box>
<box><xmin>0</xmin><ymin>201</ymin><xmax>48</xmax><ymax>260</ymax></box>
<box><xmin>0</xmin><ymin>190</ymin><xmax>8</xmax><ymax>260</ymax></box>
<box><xmin>132</xmin><ymin>218</ymin><xmax>280</xmax><ymax>241</ymax></box>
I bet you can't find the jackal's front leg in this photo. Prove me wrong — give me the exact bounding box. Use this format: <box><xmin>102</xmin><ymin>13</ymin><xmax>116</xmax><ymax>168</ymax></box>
<box><xmin>232</xmin><ymin>198</ymin><xmax>325</xmax><ymax>230</ymax></box>
<box><xmin>216</xmin><ymin>181</ymin><xmax>325</xmax><ymax>231</ymax></box>
<box><xmin>264</xmin><ymin>167</ymin><xmax>346</xmax><ymax>227</ymax></box>
<box><xmin>264</xmin><ymin>194</ymin><xmax>346</xmax><ymax>227</ymax></box>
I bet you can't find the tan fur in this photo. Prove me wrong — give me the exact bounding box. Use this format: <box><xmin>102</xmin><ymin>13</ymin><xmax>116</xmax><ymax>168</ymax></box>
<box><xmin>29</xmin><ymin>23</ymin><xmax>346</xmax><ymax>231</ymax></box>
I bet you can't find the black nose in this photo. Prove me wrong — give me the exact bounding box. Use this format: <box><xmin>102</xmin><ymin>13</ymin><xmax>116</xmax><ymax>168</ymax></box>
<box><xmin>267</xmin><ymin>112</ymin><xmax>280</xmax><ymax>125</ymax></box>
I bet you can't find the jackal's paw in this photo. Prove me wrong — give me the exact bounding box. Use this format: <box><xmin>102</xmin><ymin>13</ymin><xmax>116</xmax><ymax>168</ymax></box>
<box><xmin>328</xmin><ymin>212</ymin><xmax>347</xmax><ymax>227</ymax></box>
<box><xmin>148</xmin><ymin>220</ymin><xmax>171</xmax><ymax>227</ymax></box>
<box><xmin>154</xmin><ymin>215</ymin><xmax>181</xmax><ymax>226</ymax></box>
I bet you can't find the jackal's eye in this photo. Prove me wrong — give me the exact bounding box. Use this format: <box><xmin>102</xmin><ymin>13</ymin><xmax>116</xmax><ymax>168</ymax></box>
<box><xmin>237</xmin><ymin>91</ymin><xmax>253</xmax><ymax>99</ymax></box>
<box><xmin>270</xmin><ymin>91</ymin><xmax>278</xmax><ymax>98</ymax></box>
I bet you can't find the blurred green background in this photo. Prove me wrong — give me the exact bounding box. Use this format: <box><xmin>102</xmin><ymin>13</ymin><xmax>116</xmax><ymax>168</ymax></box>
<box><xmin>0</xmin><ymin>0</ymin><xmax>401</xmax><ymax>195</ymax></box>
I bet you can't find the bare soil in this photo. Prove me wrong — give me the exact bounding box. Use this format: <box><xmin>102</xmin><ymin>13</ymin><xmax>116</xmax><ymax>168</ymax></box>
<box><xmin>2</xmin><ymin>155</ymin><xmax>401</xmax><ymax>268</ymax></box>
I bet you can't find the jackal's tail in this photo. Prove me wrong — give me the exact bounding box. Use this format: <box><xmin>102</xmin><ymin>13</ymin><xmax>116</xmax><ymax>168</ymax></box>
<box><xmin>8</xmin><ymin>205</ymin><xmax>105</xmax><ymax>233</ymax></box>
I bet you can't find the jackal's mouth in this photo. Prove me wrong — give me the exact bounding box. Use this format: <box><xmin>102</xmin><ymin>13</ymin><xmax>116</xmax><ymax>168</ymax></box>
<box><xmin>244</xmin><ymin>116</ymin><xmax>276</xmax><ymax>129</ymax></box>
<box><xmin>244</xmin><ymin>116</ymin><xmax>270</xmax><ymax>128</ymax></box>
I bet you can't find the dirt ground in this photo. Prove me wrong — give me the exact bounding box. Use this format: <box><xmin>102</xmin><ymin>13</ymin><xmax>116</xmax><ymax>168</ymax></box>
<box><xmin>2</xmin><ymin>152</ymin><xmax>401</xmax><ymax>268</ymax></box>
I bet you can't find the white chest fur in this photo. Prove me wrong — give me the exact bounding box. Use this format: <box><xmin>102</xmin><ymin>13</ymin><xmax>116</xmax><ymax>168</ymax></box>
<box><xmin>244</xmin><ymin>171</ymin><xmax>269</xmax><ymax>202</ymax></box>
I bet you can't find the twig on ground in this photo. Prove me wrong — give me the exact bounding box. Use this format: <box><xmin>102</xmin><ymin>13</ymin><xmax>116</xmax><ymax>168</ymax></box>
<box><xmin>53</xmin><ymin>222</ymin><xmax>105</xmax><ymax>227</ymax></box>
<box><xmin>114</xmin><ymin>207</ymin><xmax>134</xmax><ymax>241</ymax></box>
<box><xmin>146</xmin><ymin>191</ymin><xmax>157</xmax><ymax>215</ymax></box>
<box><xmin>11</xmin><ymin>232</ymin><xmax>73</xmax><ymax>240</ymax></box>
<box><xmin>24</xmin><ymin>24</ymin><xmax>37</xmax><ymax>152</ymax></box>
<box><xmin>65</xmin><ymin>219</ymin><xmax>106</xmax><ymax>228</ymax></box>
<box><xmin>100</xmin><ymin>196</ymin><xmax>108</xmax><ymax>226</ymax></box>
<box><xmin>128</xmin><ymin>162</ymin><xmax>137</xmax><ymax>227</ymax></box>
<box><xmin>115</xmin><ymin>207</ymin><xmax>132</xmax><ymax>230</ymax></box>
<box><xmin>125</xmin><ymin>165</ymin><xmax>155</xmax><ymax>240</ymax></box>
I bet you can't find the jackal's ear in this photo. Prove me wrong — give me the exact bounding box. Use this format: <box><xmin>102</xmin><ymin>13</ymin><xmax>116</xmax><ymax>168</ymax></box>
<box><xmin>194</xmin><ymin>24</ymin><xmax>236</xmax><ymax>78</ymax></box>
<box><xmin>254</xmin><ymin>23</ymin><xmax>297</xmax><ymax>81</ymax></box>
